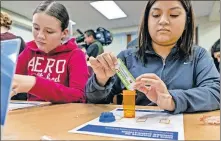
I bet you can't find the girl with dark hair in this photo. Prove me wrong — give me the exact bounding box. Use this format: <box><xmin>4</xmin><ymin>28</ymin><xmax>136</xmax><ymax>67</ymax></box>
<box><xmin>211</xmin><ymin>39</ymin><xmax>220</xmax><ymax>72</ymax></box>
<box><xmin>11</xmin><ymin>1</ymin><xmax>89</xmax><ymax>103</ymax></box>
<box><xmin>86</xmin><ymin>0</ymin><xmax>220</xmax><ymax>114</ymax></box>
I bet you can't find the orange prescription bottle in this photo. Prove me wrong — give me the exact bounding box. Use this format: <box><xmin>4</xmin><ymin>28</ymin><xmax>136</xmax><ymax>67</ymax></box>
<box><xmin>123</xmin><ymin>90</ymin><xmax>136</xmax><ymax>118</ymax></box>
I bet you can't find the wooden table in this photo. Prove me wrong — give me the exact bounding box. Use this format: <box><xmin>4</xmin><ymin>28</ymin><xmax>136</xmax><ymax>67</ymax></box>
<box><xmin>2</xmin><ymin>103</ymin><xmax>220</xmax><ymax>140</ymax></box>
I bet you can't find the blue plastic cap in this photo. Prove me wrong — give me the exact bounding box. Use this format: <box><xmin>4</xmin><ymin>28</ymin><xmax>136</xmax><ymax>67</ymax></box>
<box><xmin>99</xmin><ymin>112</ymin><xmax>116</xmax><ymax>123</ymax></box>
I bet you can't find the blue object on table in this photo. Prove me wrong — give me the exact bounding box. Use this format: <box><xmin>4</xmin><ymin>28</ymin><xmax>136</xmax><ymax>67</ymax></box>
<box><xmin>1</xmin><ymin>39</ymin><xmax>21</xmax><ymax>129</ymax></box>
<box><xmin>99</xmin><ymin>112</ymin><xmax>116</xmax><ymax>123</ymax></box>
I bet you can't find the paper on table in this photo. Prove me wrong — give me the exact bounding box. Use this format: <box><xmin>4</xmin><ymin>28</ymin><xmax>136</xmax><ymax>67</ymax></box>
<box><xmin>69</xmin><ymin>108</ymin><xmax>184</xmax><ymax>140</ymax></box>
<box><xmin>9</xmin><ymin>101</ymin><xmax>50</xmax><ymax>111</ymax></box>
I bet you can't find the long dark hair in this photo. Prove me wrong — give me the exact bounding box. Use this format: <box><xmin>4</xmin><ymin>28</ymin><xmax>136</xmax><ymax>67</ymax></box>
<box><xmin>211</xmin><ymin>39</ymin><xmax>220</xmax><ymax>72</ymax></box>
<box><xmin>33</xmin><ymin>1</ymin><xmax>69</xmax><ymax>31</ymax></box>
<box><xmin>137</xmin><ymin>0</ymin><xmax>195</xmax><ymax>64</ymax></box>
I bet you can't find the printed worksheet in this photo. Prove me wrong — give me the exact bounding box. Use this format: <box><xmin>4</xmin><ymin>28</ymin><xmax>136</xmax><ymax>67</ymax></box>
<box><xmin>69</xmin><ymin>108</ymin><xmax>184</xmax><ymax>140</ymax></box>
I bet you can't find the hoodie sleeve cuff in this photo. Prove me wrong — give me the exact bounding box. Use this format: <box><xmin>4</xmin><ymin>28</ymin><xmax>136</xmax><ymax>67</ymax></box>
<box><xmin>92</xmin><ymin>74</ymin><xmax>115</xmax><ymax>91</ymax></box>
<box><xmin>28</xmin><ymin>76</ymin><xmax>48</xmax><ymax>96</ymax></box>
<box><xmin>165</xmin><ymin>90</ymin><xmax>187</xmax><ymax>114</ymax></box>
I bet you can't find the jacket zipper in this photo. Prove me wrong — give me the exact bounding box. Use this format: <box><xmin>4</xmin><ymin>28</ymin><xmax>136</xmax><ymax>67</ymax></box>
<box><xmin>160</xmin><ymin>58</ymin><xmax>166</xmax><ymax>79</ymax></box>
<box><xmin>146</xmin><ymin>52</ymin><xmax>166</xmax><ymax>79</ymax></box>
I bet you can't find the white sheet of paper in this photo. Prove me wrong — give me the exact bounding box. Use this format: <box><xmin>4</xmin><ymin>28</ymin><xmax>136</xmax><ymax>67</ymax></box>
<box><xmin>69</xmin><ymin>108</ymin><xmax>184</xmax><ymax>140</ymax></box>
<box><xmin>9</xmin><ymin>102</ymin><xmax>42</xmax><ymax>110</ymax></box>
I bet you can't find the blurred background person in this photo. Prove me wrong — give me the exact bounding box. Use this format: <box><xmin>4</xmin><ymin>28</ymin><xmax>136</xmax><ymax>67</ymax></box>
<box><xmin>1</xmin><ymin>11</ymin><xmax>25</xmax><ymax>54</ymax></box>
<box><xmin>1</xmin><ymin>11</ymin><xmax>27</xmax><ymax>100</ymax></box>
<box><xmin>84</xmin><ymin>29</ymin><xmax>104</xmax><ymax>58</ymax></box>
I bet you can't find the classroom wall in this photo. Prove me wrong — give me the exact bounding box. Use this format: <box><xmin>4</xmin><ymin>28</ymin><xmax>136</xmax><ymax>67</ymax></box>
<box><xmin>196</xmin><ymin>16</ymin><xmax>220</xmax><ymax>51</ymax></box>
<box><xmin>10</xmin><ymin>25</ymin><xmax>33</xmax><ymax>42</ymax></box>
<box><xmin>104</xmin><ymin>27</ymin><xmax>139</xmax><ymax>55</ymax></box>
<box><xmin>104</xmin><ymin>33</ymin><xmax>127</xmax><ymax>56</ymax></box>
